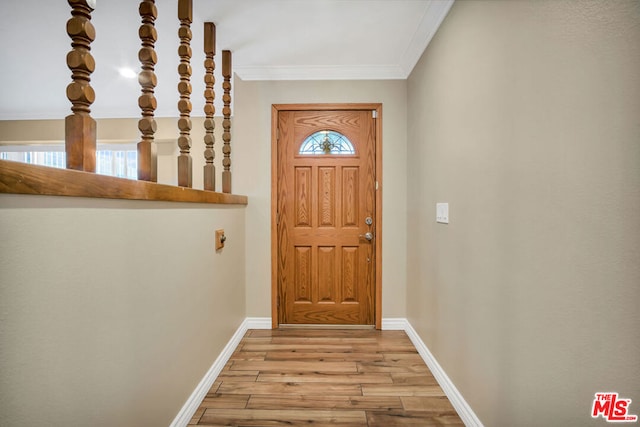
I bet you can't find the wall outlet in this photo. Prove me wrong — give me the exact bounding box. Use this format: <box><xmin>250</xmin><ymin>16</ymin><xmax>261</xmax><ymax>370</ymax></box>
<box><xmin>436</xmin><ymin>203</ymin><xmax>449</xmax><ymax>224</ymax></box>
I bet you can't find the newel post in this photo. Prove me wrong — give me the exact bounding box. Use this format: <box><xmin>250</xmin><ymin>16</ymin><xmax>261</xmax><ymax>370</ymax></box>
<box><xmin>65</xmin><ymin>0</ymin><xmax>97</xmax><ymax>172</ymax></box>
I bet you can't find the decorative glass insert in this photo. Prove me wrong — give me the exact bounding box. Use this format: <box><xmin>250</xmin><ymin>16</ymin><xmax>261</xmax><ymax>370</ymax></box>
<box><xmin>299</xmin><ymin>130</ymin><xmax>355</xmax><ymax>155</ymax></box>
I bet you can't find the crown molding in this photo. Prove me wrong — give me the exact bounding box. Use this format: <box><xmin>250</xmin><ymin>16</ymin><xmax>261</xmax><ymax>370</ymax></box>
<box><xmin>234</xmin><ymin>64</ymin><xmax>406</xmax><ymax>81</ymax></box>
<box><xmin>400</xmin><ymin>0</ymin><xmax>455</xmax><ymax>77</ymax></box>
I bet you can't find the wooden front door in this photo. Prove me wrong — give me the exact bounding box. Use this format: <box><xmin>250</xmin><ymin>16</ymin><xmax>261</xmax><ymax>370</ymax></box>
<box><xmin>275</xmin><ymin>107</ymin><xmax>378</xmax><ymax>325</ymax></box>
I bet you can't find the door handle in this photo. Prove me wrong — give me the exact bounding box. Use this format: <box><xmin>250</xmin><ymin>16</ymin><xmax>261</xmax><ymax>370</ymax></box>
<box><xmin>360</xmin><ymin>232</ymin><xmax>373</xmax><ymax>241</ymax></box>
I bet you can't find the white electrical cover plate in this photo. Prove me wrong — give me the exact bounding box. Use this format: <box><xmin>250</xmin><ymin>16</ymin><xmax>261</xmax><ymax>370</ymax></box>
<box><xmin>436</xmin><ymin>203</ymin><xmax>449</xmax><ymax>224</ymax></box>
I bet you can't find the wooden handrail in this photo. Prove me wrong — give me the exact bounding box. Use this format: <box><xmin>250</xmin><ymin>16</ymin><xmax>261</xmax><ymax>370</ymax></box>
<box><xmin>0</xmin><ymin>159</ymin><xmax>247</xmax><ymax>205</ymax></box>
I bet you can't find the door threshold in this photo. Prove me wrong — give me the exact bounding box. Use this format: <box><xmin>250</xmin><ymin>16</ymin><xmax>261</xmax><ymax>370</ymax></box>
<box><xmin>278</xmin><ymin>324</ymin><xmax>375</xmax><ymax>330</ymax></box>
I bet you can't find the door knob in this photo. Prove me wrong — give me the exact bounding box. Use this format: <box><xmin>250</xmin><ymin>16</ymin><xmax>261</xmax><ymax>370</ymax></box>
<box><xmin>360</xmin><ymin>232</ymin><xmax>373</xmax><ymax>241</ymax></box>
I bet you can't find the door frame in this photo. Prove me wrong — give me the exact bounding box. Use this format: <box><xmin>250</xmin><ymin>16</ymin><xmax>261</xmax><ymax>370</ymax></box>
<box><xmin>271</xmin><ymin>103</ymin><xmax>383</xmax><ymax>329</ymax></box>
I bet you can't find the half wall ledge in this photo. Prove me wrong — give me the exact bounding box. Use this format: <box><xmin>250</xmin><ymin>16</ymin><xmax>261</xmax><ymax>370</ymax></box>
<box><xmin>0</xmin><ymin>160</ymin><xmax>248</xmax><ymax>205</ymax></box>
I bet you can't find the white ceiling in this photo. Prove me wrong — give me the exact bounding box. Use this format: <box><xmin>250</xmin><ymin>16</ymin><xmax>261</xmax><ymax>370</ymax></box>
<box><xmin>0</xmin><ymin>0</ymin><xmax>452</xmax><ymax>120</ymax></box>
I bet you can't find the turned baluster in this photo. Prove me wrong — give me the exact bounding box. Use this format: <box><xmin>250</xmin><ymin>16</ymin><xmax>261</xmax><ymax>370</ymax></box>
<box><xmin>203</xmin><ymin>22</ymin><xmax>216</xmax><ymax>191</ymax></box>
<box><xmin>222</xmin><ymin>50</ymin><xmax>232</xmax><ymax>194</ymax></box>
<box><xmin>65</xmin><ymin>0</ymin><xmax>97</xmax><ymax>172</ymax></box>
<box><xmin>137</xmin><ymin>0</ymin><xmax>158</xmax><ymax>182</ymax></box>
<box><xmin>177</xmin><ymin>0</ymin><xmax>193</xmax><ymax>187</ymax></box>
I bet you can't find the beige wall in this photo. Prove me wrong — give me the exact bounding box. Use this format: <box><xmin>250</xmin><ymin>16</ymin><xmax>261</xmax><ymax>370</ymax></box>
<box><xmin>232</xmin><ymin>79</ymin><xmax>408</xmax><ymax>319</ymax></box>
<box><xmin>406</xmin><ymin>1</ymin><xmax>640</xmax><ymax>426</ymax></box>
<box><xmin>0</xmin><ymin>194</ymin><xmax>246</xmax><ymax>426</ymax></box>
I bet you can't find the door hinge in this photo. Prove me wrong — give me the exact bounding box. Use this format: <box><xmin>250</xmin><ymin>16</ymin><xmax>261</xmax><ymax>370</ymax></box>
<box><xmin>375</xmin><ymin>181</ymin><xmax>379</xmax><ymax>190</ymax></box>
<box><xmin>372</xmin><ymin>110</ymin><xmax>377</xmax><ymax>119</ymax></box>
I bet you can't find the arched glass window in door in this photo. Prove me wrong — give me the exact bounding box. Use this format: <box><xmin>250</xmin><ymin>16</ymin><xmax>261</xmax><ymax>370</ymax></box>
<box><xmin>299</xmin><ymin>130</ymin><xmax>355</xmax><ymax>155</ymax></box>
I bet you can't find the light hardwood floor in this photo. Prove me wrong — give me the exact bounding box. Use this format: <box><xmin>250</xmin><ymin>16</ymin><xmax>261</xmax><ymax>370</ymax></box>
<box><xmin>189</xmin><ymin>328</ymin><xmax>463</xmax><ymax>426</ymax></box>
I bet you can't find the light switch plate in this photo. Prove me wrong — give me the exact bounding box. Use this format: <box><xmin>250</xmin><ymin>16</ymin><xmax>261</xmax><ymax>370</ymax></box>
<box><xmin>215</xmin><ymin>229</ymin><xmax>225</xmax><ymax>250</ymax></box>
<box><xmin>436</xmin><ymin>203</ymin><xmax>449</xmax><ymax>224</ymax></box>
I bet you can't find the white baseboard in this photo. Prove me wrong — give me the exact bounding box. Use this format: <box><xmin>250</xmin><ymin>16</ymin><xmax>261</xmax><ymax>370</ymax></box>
<box><xmin>245</xmin><ymin>317</ymin><xmax>273</xmax><ymax>329</ymax></box>
<box><xmin>169</xmin><ymin>317</ymin><xmax>271</xmax><ymax>427</ymax></box>
<box><xmin>401</xmin><ymin>319</ymin><xmax>484</xmax><ymax>427</ymax></box>
<box><xmin>381</xmin><ymin>317</ymin><xmax>409</xmax><ymax>330</ymax></box>
<box><xmin>171</xmin><ymin>316</ymin><xmax>482</xmax><ymax>427</ymax></box>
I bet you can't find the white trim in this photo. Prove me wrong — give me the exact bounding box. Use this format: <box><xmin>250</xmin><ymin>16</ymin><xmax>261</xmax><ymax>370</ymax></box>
<box><xmin>235</xmin><ymin>64</ymin><xmax>405</xmax><ymax>81</ymax></box>
<box><xmin>244</xmin><ymin>317</ymin><xmax>273</xmax><ymax>330</ymax></box>
<box><xmin>402</xmin><ymin>320</ymin><xmax>484</xmax><ymax>427</ymax></box>
<box><xmin>381</xmin><ymin>318</ymin><xmax>409</xmax><ymax>330</ymax></box>
<box><xmin>399</xmin><ymin>0</ymin><xmax>454</xmax><ymax>77</ymax></box>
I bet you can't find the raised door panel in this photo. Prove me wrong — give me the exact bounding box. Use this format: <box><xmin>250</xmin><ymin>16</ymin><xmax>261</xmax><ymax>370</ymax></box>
<box><xmin>342</xmin><ymin>167</ymin><xmax>359</xmax><ymax>228</ymax></box>
<box><xmin>318</xmin><ymin>167</ymin><xmax>336</xmax><ymax>228</ymax></box>
<box><xmin>294</xmin><ymin>167</ymin><xmax>311</xmax><ymax>227</ymax></box>
<box><xmin>317</xmin><ymin>246</ymin><xmax>336</xmax><ymax>303</ymax></box>
<box><xmin>294</xmin><ymin>246</ymin><xmax>312</xmax><ymax>303</ymax></box>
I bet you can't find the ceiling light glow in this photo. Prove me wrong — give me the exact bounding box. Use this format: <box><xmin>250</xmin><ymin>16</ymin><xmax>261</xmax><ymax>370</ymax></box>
<box><xmin>118</xmin><ymin>67</ymin><xmax>137</xmax><ymax>79</ymax></box>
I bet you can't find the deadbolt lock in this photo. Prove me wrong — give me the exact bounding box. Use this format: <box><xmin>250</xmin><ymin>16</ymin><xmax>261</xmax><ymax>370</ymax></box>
<box><xmin>365</xmin><ymin>216</ymin><xmax>373</xmax><ymax>226</ymax></box>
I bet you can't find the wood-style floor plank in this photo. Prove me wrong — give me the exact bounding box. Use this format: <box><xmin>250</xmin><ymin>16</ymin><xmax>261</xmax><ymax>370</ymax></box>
<box><xmin>247</xmin><ymin>395</ymin><xmax>403</xmax><ymax>410</ymax></box>
<box><xmin>384</xmin><ymin>352</ymin><xmax>427</xmax><ymax>362</ymax></box>
<box><xmin>362</xmin><ymin>384</ymin><xmax>446</xmax><ymax>397</ymax></box>
<box><xmin>256</xmin><ymin>372</ymin><xmax>393</xmax><ymax>384</ymax></box>
<box><xmin>215</xmin><ymin>372</ymin><xmax>259</xmax><ymax>383</ymax></box>
<box><xmin>191</xmin><ymin>328</ymin><xmax>463</xmax><ymax>426</ymax></box>
<box><xmin>240</xmin><ymin>343</ymin><xmax>355</xmax><ymax>352</ymax></box>
<box><xmin>268</xmin><ymin>337</ymin><xmax>379</xmax><ymax>344</ymax></box>
<box><xmin>246</xmin><ymin>329</ymin><xmax>380</xmax><ymax>338</ymax></box>
<box><xmin>400</xmin><ymin>396</ymin><xmax>458</xmax><ymax>413</ymax></box>
<box><xmin>230</xmin><ymin>360</ymin><xmax>359</xmax><ymax>373</ymax></box>
<box><xmin>188</xmin><ymin>407</ymin><xmax>205</xmax><ymax>425</ymax></box>
<box><xmin>357</xmin><ymin>361</ymin><xmax>431</xmax><ymax>373</ymax></box>
<box><xmin>367</xmin><ymin>411</ymin><xmax>465</xmax><ymax>426</ymax></box>
<box><xmin>217</xmin><ymin>381</ymin><xmax>362</xmax><ymax>396</ymax></box>
<box><xmin>229</xmin><ymin>351</ymin><xmax>266</xmax><ymax>361</ymax></box>
<box><xmin>198</xmin><ymin>409</ymin><xmax>367</xmax><ymax>426</ymax></box>
<box><xmin>350</xmin><ymin>343</ymin><xmax>419</xmax><ymax>353</ymax></box>
<box><xmin>264</xmin><ymin>350</ymin><xmax>384</xmax><ymax>362</ymax></box>
<box><xmin>197</xmin><ymin>395</ymin><xmax>251</xmax><ymax>409</ymax></box>
<box><xmin>391</xmin><ymin>372</ymin><xmax>440</xmax><ymax>385</ymax></box>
